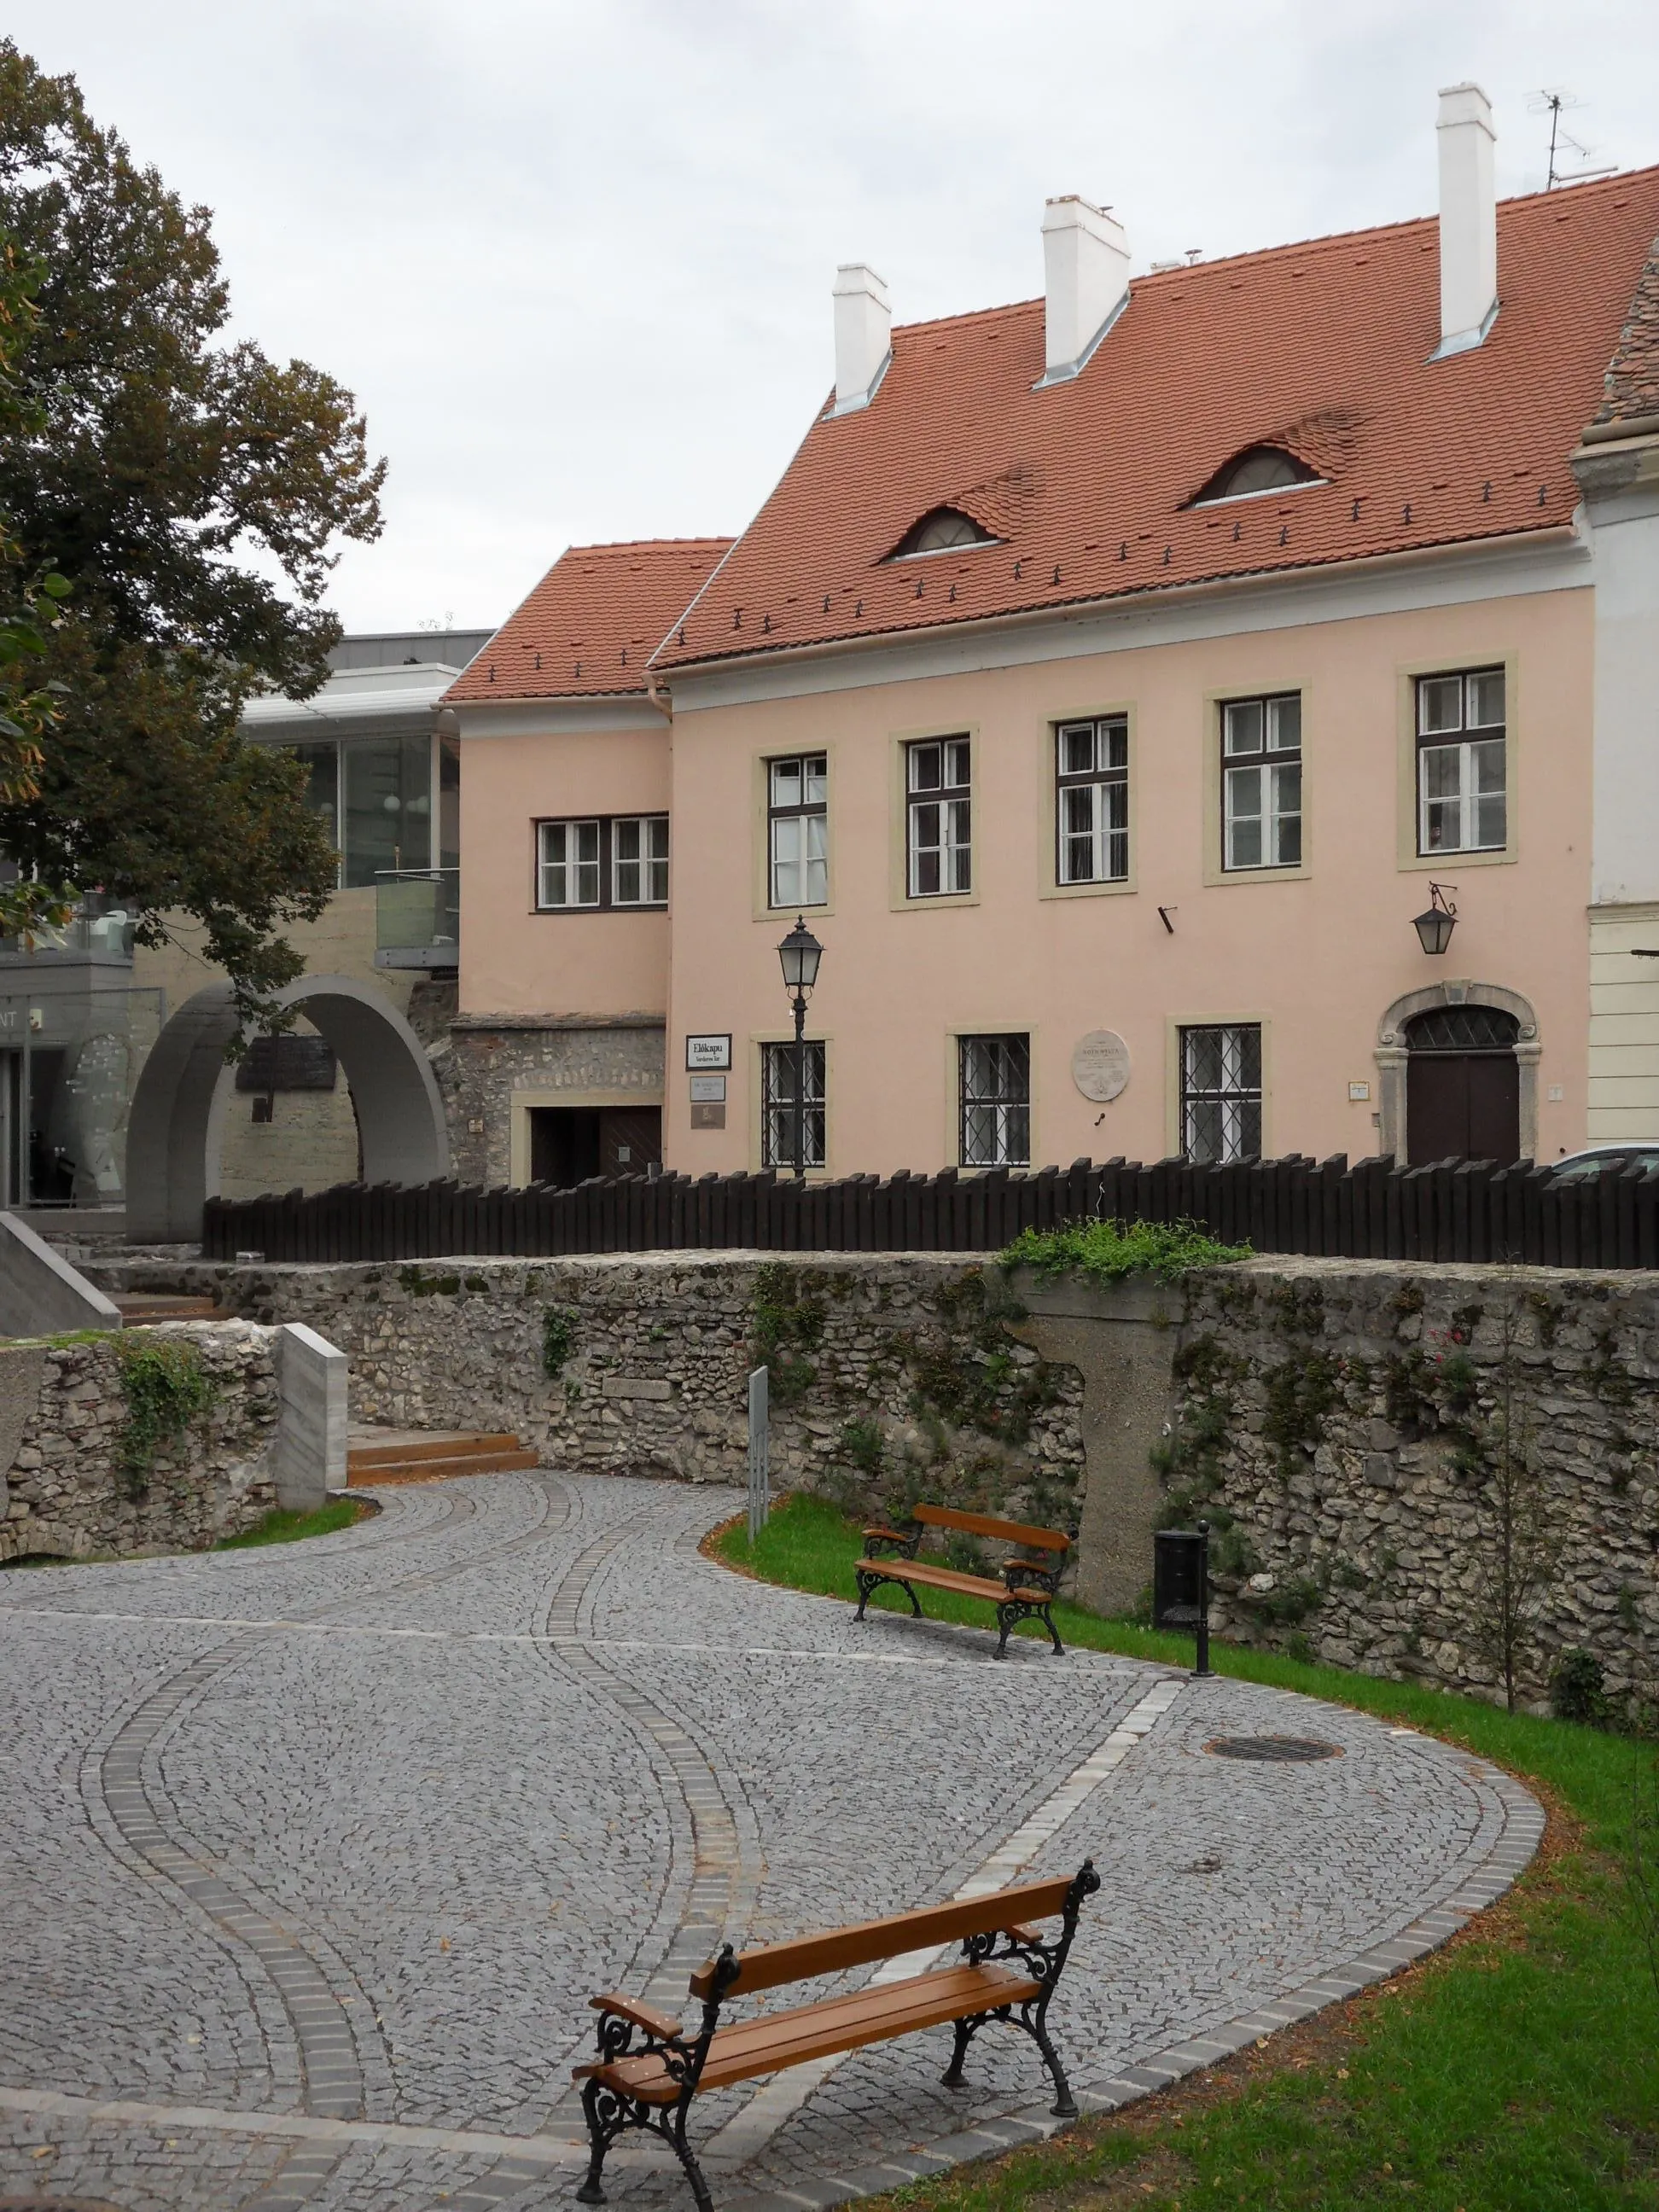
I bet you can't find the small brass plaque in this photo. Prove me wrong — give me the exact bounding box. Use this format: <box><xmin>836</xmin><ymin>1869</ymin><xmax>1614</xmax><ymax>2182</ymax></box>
<box><xmin>690</xmin><ymin>1102</ymin><xmax>726</xmax><ymax>1130</ymax></box>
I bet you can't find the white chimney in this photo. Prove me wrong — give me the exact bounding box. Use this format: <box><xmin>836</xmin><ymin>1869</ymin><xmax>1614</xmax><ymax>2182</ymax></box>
<box><xmin>831</xmin><ymin>264</ymin><xmax>891</xmax><ymax>416</ymax></box>
<box><xmin>1039</xmin><ymin>196</ymin><xmax>1130</xmax><ymax>387</ymax></box>
<box><xmin>1435</xmin><ymin>83</ymin><xmax>1498</xmax><ymax>357</ymax></box>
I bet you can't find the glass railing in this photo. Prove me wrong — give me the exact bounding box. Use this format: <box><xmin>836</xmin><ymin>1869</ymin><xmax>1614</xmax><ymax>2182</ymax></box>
<box><xmin>375</xmin><ymin>868</ymin><xmax>459</xmax><ymax>969</ymax></box>
<box><xmin>0</xmin><ymin>893</ymin><xmax>136</xmax><ymax>963</ymax></box>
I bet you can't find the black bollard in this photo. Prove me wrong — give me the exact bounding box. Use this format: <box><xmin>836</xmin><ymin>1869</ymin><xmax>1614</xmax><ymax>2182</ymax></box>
<box><xmin>1152</xmin><ymin>1522</ymin><xmax>1213</xmax><ymax>1677</ymax></box>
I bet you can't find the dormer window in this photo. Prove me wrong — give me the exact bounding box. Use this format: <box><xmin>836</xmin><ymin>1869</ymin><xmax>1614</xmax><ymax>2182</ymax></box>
<box><xmin>888</xmin><ymin>507</ymin><xmax>998</xmax><ymax>559</ymax></box>
<box><xmin>1192</xmin><ymin>446</ymin><xmax>1321</xmax><ymax>504</ymax></box>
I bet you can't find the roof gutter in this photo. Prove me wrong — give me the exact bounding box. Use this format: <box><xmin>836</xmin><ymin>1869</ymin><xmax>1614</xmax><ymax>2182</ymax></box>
<box><xmin>657</xmin><ymin>522</ymin><xmax>1586</xmax><ymax>684</ymax></box>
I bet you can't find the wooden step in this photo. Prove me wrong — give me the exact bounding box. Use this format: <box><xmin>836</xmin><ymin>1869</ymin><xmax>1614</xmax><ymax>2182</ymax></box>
<box><xmin>114</xmin><ymin>1293</ymin><xmax>221</xmax><ymax>1325</ymax></box>
<box><xmin>346</xmin><ymin>1428</ymin><xmax>538</xmax><ymax>1487</ymax></box>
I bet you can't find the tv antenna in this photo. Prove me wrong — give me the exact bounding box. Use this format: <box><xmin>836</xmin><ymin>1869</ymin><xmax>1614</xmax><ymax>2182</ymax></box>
<box><xmin>1528</xmin><ymin>90</ymin><xmax>1617</xmax><ymax>189</ymax></box>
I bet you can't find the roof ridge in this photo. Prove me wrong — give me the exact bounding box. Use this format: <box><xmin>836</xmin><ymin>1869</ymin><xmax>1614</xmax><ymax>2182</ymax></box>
<box><xmin>878</xmin><ymin>163</ymin><xmax>1659</xmax><ymax>344</ymax></box>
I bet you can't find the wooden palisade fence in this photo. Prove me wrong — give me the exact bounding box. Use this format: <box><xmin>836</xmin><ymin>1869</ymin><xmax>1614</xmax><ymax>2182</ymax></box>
<box><xmin>201</xmin><ymin>1154</ymin><xmax>1659</xmax><ymax>1272</ymax></box>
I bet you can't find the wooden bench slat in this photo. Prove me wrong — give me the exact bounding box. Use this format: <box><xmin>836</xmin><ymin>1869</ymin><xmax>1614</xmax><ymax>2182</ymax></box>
<box><xmin>911</xmin><ymin>1503</ymin><xmax>1070</xmax><ymax>1552</ymax></box>
<box><xmin>856</xmin><ymin>1557</ymin><xmax>1051</xmax><ymax>1604</ymax></box>
<box><xmin>690</xmin><ymin>1873</ymin><xmax>1075</xmax><ymax>1998</ymax></box>
<box><xmin>589</xmin><ymin>1963</ymin><xmax>1040</xmax><ymax>2101</ymax></box>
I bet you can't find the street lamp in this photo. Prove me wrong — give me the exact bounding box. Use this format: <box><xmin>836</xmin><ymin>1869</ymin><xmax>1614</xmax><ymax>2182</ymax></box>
<box><xmin>776</xmin><ymin>915</ymin><xmax>824</xmax><ymax>1180</ymax></box>
<box><xmin>1412</xmin><ymin>882</ymin><xmax>1458</xmax><ymax>956</ymax></box>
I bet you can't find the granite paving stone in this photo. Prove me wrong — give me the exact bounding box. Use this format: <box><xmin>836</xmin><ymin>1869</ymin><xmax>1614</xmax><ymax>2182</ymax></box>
<box><xmin>0</xmin><ymin>1470</ymin><xmax>1540</xmax><ymax>2211</ymax></box>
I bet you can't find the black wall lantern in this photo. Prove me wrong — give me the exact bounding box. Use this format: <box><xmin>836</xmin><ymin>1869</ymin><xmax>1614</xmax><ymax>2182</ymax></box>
<box><xmin>1412</xmin><ymin>881</ymin><xmax>1458</xmax><ymax>956</ymax></box>
<box><xmin>776</xmin><ymin>916</ymin><xmax>824</xmax><ymax>1181</ymax></box>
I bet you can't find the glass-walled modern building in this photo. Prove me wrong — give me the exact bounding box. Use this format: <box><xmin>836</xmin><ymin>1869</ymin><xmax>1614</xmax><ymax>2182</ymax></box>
<box><xmin>0</xmin><ymin>627</ymin><xmax>492</xmax><ymax>1210</ymax></box>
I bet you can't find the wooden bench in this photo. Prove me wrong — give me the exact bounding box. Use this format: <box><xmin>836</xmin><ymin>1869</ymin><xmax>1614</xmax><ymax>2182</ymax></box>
<box><xmin>855</xmin><ymin>1503</ymin><xmax>1072</xmax><ymax>1657</ymax></box>
<box><xmin>573</xmin><ymin>1860</ymin><xmax>1099</xmax><ymax>2211</ymax></box>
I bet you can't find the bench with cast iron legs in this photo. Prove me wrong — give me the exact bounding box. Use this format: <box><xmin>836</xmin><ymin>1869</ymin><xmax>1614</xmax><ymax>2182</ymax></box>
<box><xmin>573</xmin><ymin>1860</ymin><xmax>1100</xmax><ymax>2211</ymax></box>
<box><xmin>855</xmin><ymin>1502</ymin><xmax>1071</xmax><ymax>1657</ymax></box>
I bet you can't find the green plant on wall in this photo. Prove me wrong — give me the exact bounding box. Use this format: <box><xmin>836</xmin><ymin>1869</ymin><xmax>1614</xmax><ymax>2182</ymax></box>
<box><xmin>541</xmin><ymin>1306</ymin><xmax>578</xmax><ymax>1380</ymax></box>
<box><xmin>114</xmin><ymin>1338</ymin><xmax>217</xmax><ymax>1499</ymax></box>
<box><xmin>751</xmin><ymin>1263</ymin><xmax>827</xmax><ymax>1407</ymax></box>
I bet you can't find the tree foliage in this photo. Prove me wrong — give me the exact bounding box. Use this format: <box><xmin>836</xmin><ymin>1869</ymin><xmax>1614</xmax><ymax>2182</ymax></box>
<box><xmin>0</xmin><ymin>42</ymin><xmax>386</xmax><ymax>1017</ymax></box>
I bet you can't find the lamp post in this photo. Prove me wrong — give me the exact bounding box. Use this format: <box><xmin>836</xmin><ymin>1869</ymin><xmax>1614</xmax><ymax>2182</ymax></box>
<box><xmin>1412</xmin><ymin>882</ymin><xmax>1458</xmax><ymax>955</ymax></box>
<box><xmin>776</xmin><ymin>916</ymin><xmax>824</xmax><ymax>1181</ymax></box>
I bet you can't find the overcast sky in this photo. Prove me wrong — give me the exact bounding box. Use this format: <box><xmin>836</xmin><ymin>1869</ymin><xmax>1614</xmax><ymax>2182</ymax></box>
<box><xmin>25</xmin><ymin>1</ymin><xmax>1659</xmax><ymax>636</ymax></box>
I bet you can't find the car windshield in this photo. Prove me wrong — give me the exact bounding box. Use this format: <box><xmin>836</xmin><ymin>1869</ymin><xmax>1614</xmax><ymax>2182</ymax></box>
<box><xmin>1553</xmin><ymin>1151</ymin><xmax>1659</xmax><ymax>1182</ymax></box>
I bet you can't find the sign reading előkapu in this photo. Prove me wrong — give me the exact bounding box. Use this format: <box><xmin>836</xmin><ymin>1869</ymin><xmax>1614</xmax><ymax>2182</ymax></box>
<box><xmin>685</xmin><ymin>1033</ymin><xmax>732</xmax><ymax>1071</ymax></box>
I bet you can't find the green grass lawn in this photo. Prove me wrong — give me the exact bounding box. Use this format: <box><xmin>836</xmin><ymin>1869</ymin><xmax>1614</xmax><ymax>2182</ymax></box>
<box><xmin>715</xmin><ymin>1493</ymin><xmax>1659</xmax><ymax>2211</ymax></box>
<box><xmin>214</xmin><ymin>1495</ymin><xmax>372</xmax><ymax>1549</ymax></box>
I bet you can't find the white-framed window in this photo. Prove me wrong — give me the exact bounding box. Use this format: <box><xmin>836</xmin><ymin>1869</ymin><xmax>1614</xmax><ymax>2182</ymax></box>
<box><xmin>959</xmin><ymin>1033</ymin><xmax>1030</xmax><ymax>1167</ymax></box>
<box><xmin>537</xmin><ymin>815</ymin><xmax>667</xmax><ymax>911</ymax></box>
<box><xmin>612</xmin><ymin>815</ymin><xmax>669</xmax><ymax>907</ymax></box>
<box><xmin>1055</xmin><ymin>717</ymin><xmax>1128</xmax><ymax>884</ymax></box>
<box><xmin>1417</xmin><ymin>667</ymin><xmax>1505</xmax><ymax>854</ymax></box>
<box><xmin>1222</xmin><ymin>694</ymin><xmax>1301</xmax><ymax>870</ymax></box>
<box><xmin>538</xmin><ymin>819</ymin><xmax>602</xmax><ymax>909</ymax></box>
<box><xmin>907</xmin><ymin>736</ymin><xmax>971</xmax><ymax>897</ymax></box>
<box><xmin>761</xmin><ymin>1039</ymin><xmax>826</xmax><ymax>1170</ymax></box>
<box><xmin>1180</xmin><ymin>1024</ymin><xmax>1262</xmax><ymax>1164</ymax></box>
<box><xmin>768</xmin><ymin>754</ymin><xmax>828</xmax><ymax>908</ymax></box>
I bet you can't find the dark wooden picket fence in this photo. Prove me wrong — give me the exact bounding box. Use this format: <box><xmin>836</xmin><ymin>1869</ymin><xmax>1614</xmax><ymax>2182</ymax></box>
<box><xmin>199</xmin><ymin>1153</ymin><xmax>1659</xmax><ymax>1271</ymax></box>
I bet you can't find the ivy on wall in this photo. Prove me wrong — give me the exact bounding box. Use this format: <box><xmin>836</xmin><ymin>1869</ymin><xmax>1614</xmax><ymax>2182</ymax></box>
<box><xmin>114</xmin><ymin>1337</ymin><xmax>218</xmax><ymax>1499</ymax></box>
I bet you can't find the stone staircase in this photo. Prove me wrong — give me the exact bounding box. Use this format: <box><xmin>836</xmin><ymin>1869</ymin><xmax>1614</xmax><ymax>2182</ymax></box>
<box><xmin>346</xmin><ymin>1428</ymin><xmax>540</xmax><ymax>1487</ymax></box>
<box><xmin>112</xmin><ymin>1292</ymin><xmax>222</xmax><ymax>1326</ymax></box>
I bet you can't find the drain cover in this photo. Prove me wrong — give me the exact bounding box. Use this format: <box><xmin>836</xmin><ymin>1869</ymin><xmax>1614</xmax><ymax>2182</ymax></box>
<box><xmin>1204</xmin><ymin>1734</ymin><xmax>1342</xmax><ymax>1762</ymax></box>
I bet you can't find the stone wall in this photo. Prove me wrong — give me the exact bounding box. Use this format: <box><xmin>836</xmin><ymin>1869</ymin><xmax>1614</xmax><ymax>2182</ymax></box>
<box><xmin>90</xmin><ymin>1252</ymin><xmax>1086</xmax><ymax>1535</ymax></box>
<box><xmin>0</xmin><ymin>1323</ymin><xmax>282</xmax><ymax>1563</ymax></box>
<box><xmin>1169</xmin><ymin>1258</ymin><xmax>1659</xmax><ymax>1711</ymax></box>
<box><xmin>440</xmin><ymin>1017</ymin><xmax>666</xmax><ymax>1186</ymax></box>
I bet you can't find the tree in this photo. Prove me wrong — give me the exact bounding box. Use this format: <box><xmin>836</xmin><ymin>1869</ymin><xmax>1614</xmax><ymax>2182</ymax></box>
<box><xmin>0</xmin><ymin>43</ymin><xmax>386</xmax><ymax>1021</ymax></box>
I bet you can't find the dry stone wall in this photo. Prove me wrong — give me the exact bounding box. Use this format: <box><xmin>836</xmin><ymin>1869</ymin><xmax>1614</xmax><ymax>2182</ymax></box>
<box><xmin>1169</xmin><ymin>1258</ymin><xmax>1659</xmax><ymax>1712</ymax></box>
<box><xmin>90</xmin><ymin>1252</ymin><xmax>1087</xmax><ymax>1535</ymax></box>
<box><xmin>0</xmin><ymin>1323</ymin><xmax>281</xmax><ymax>1564</ymax></box>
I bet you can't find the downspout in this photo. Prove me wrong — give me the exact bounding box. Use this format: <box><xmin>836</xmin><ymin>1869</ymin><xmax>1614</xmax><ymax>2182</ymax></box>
<box><xmin>645</xmin><ymin>671</ymin><xmax>673</xmax><ymax>722</ymax></box>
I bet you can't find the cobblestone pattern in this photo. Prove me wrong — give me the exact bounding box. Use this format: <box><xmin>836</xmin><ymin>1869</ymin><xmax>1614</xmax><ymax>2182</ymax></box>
<box><xmin>90</xmin><ymin>1252</ymin><xmax>1086</xmax><ymax>1529</ymax></box>
<box><xmin>1172</xmin><ymin>1256</ymin><xmax>1659</xmax><ymax>1706</ymax></box>
<box><xmin>0</xmin><ymin>1324</ymin><xmax>280</xmax><ymax>1566</ymax></box>
<box><xmin>1</xmin><ymin>1470</ymin><xmax>1540</xmax><ymax>2211</ymax></box>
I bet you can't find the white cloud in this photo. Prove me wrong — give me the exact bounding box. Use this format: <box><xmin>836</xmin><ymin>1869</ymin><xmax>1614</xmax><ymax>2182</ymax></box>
<box><xmin>24</xmin><ymin>0</ymin><xmax>1658</xmax><ymax>631</ymax></box>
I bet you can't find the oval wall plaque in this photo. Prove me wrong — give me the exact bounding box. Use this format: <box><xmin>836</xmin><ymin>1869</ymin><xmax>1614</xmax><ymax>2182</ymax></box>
<box><xmin>1071</xmin><ymin>1029</ymin><xmax>1130</xmax><ymax>1103</ymax></box>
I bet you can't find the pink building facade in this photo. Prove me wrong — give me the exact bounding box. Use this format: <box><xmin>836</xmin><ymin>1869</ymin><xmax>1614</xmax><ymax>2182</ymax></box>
<box><xmin>446</xmin><ymin>91</ymin><xmax>1659</xmax><ymax>1190</ymax></box>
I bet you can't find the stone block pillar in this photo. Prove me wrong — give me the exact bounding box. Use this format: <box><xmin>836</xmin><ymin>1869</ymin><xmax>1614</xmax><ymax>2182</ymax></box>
<box><xmin>1005</xmin><ymin>1271</ymin><xmax>1180</xmax><ymax>1617</ymax></box>
<box><xmin>274</xmin><ymin>1323</ymin><xmax>348</xmax><ymax>1511</ymax></box>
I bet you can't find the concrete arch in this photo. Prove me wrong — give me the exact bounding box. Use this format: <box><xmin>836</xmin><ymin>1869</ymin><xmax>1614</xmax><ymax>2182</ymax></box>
<box><xmin>127</xmin><ymin>975</ymin><xmax>450</xmax><ymax>1241</ymax></box>
<box><xmin>1374</xmin><ymin>980</ymin><xmax>1542</xmax><ymax>1166</ymax></box>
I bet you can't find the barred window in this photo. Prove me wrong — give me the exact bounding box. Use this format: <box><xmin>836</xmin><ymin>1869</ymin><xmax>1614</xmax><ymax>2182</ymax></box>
<box><xmin>1222</xmin><ymin>694</ymin><xmax>1301</xmax><ymax>870</ymax></box>
<box><xmin>959</xmin><ymin>1033</ymin><xmax>1030</xmax><ymax>1168</ymax></box>
<box><xmin>768</xmin><ymin>755</ymin><xmax>828</xmax><ymax>908</ymax></box>
<box><xmin>907</xmin><ymin>736</ymin><xmax>971</xmax><ymax>897</ymax></box>
<box><xmin>1180</xmin><ymin>1024</ymin><xmax>1261</xmax><ymax>1164</ymax></box>
<box><xmin>1056</xmin><ymin>717</ymin><xmax>1128</xmax><ymax>884</ymax></box>
<box><xmin>1417</xmin><ymin>667</ymin><xmax>1505</xmax><ymax>853</ymax></box>
<box><xmin>761</xmin><ymin>1040</ymin><xmax>826</xmax><ymax>1170</ymax></box>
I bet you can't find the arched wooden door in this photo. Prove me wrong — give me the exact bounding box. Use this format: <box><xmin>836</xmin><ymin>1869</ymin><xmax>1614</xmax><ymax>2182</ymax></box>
<box><xmin>1404</xmin><ymin>1004</ymin><xmax>1521</xmax><ymax>1164</ymax></box>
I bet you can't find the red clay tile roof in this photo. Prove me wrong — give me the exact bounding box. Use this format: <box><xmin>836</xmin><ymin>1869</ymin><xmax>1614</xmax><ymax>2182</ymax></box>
<box><xmin>649</xmin><ymin>171</ymin><xmax>1659</xmax><ymax>673</ymax></box>
<box><xmin>1592</xmin><ymin>224</ymin><xmax>1659</xmax><ymax>428</ymax></box>
<box><xmin>445</xmin><ymin>538</ymin><xmax>734</xmax><ymax>703</ymax></box>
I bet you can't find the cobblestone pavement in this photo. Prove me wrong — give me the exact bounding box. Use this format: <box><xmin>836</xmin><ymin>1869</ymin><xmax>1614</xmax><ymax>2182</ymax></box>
<box><xmin>0</xmin><ymin>1474</ymin><xmax>1542</xmax><ymax>2212</ymax></box>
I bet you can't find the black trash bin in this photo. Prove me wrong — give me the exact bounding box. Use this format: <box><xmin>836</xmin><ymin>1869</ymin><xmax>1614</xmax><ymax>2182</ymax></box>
<box><xmin>1153</xmin><ymin>1522</ymin><xmax>1212</xmax><ymax>1676</ymax></box>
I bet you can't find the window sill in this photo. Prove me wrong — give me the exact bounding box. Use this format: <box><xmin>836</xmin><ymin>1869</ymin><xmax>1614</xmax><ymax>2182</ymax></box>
<box><xmin>1399</xmin><ymin>845</ymin><xmax>1516</xmax><ymax>873</ymax></box>
<box><xmin>531</xmin><ymin>904</ymin><xmax>670</xmax><ymax>916</ymax></box>
<box><xmin>891</xmin><ymin>889</ymin><xmax>981</xmax><ymax>913</ymax></box>
<box><xmin>1202</xmin><ymin>861</ymin><xmax>1312</xmax><ymax>888</ymax></box>
<box><xmin>1040</xmin><ymin>875</ymin><xmax>1138</xmax><ymax>902</ymax></box>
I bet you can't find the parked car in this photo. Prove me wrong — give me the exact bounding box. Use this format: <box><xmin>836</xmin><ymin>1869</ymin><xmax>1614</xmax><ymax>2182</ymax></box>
<box><xmin>1548</xmin><ymin>1143</ymin><xmax>1659</xmax><ymax>1182</ymax></box>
